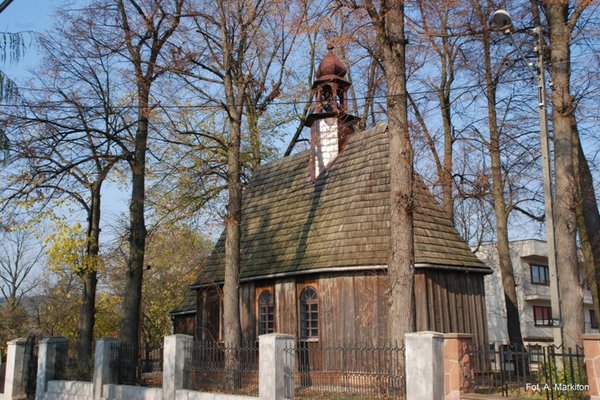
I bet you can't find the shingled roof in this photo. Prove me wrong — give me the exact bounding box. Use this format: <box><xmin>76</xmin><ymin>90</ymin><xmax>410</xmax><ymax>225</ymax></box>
<box><xmin>170</xmin><ymin>289</ymin><xmax>197</xmax><ymax>315</ymax></box>
<box><xmin>193</xmin><ymin>124</ymin><xmax>487</xmax><ymax>287</ymax></box>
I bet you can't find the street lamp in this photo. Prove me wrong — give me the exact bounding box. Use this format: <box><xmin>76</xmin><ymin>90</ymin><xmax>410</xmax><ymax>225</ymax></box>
<box><xmin>492</xmin><ymin>9</ymin><xmax>563</xmax><ymax>348</ymax></box>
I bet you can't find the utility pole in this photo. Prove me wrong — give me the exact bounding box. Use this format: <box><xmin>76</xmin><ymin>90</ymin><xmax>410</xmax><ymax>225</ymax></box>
<box><xmin>534</xmin><ymin>25</ymin><xmax>563</xmax><ymax>348</ymax></box>
<box><xmin>492</xmin><ymin>10</ymin><xmax>563</xmax><ymax>347</ymax></box>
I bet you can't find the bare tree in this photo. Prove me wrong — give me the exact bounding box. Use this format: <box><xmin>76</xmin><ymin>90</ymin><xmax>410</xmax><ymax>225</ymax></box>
<box><xmin>409</xmin><ymin>0</ymin><xmax>469</xmax><ymax>226</ymax></box>
<box><xmin>0</xmin><ymin>226</ymin><xmax>44</xmax><ymax>309</ymax></box>
<box><xmin>468</xmin><ymin>0</ymin><xmax>527</xmax><ymax>347</ymax></box>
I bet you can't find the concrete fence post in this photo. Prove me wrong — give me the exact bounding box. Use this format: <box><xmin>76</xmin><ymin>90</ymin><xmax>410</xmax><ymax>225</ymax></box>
<box><xmin>35</xmin><ymin>337</ymin><xmax>68</xmax><ymax>400</ymax></box>
<box><xmin>583</xmin><ymin>334</ymin><xmax>600</xmax><ymax>400</ymax></box>
<box><xmin>3</xmin><ymin>338</ymin><xmax>27</xmax><ymax>400</ymax></box>
<box><xmin>93</xmin><ymin>338</ymin><xmax>119</xmax><ymax>400</ymax></box>
<box><xmin>443</xmin><ymin>333</ymin><xmax>473</xmax><ymax>400</ymax></box>
<box><xmin>259</xmin><ymin>333</ymin><xmax>295</xmax><ymax>400</ymax></box>
<box><xmin>405</xmin><ymin>331</ymin><xmax>444</xmax><ymax>400</ymax></box>
<box><xmin>163</xmin><ymin>334</ymin><xmax>192</xmax><ymax>400</ymax></box>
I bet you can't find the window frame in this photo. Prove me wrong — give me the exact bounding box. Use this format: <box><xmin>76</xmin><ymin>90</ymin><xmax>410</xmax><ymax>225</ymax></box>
<box><xmin>530</xmin><ymin>264</ymin><xmax>550</xmax><ymax>286</ymax></box>
<box><xmin>256</xmin><ymin>287</ymin><xmax>276</xmax><ymax>337</ymax></box>
<box><xmin>533</xmin><ymin>305</ymin><xmax>553</xmax><ymax>326</ymax></box>
<box><xmin>298</xmin><ymin>284</ymin><xmax>320</xmax><ymax>341</ymax></box>
<box><xmin>590</xmin><ymin>310</ymin><xmax>598</xmax><ymax>330</ymax></box>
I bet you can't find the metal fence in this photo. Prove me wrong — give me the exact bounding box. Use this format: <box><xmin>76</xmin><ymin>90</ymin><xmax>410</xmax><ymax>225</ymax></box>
<box><xmin>183</xmin><ymin>340</ymin><xmax>259</xmax><ymax>396</ymax></box>
<box><xmin>467</xmin><ymin>343</ymin><xmax>588</xmax><ymax>399</ymax></box>
<box><xmin>0</xmin><ymin>355</ymin><xmax>5</xmax><ymax>394</ymax></box>
<box><xmin>109</xmin><ymin>341</ymin><xmax>164</xmax><ymax>387</ymax></box>
<box><xmin>285</xmin><ymin>341</ymin><xmax>406</xmax><ymax>400</ymax></box>
<box><xmin>23</xmin><ymin>335</ymin><xmax>39</xmax><ymax>399</ymax></box>
<box><xmin>54</xmin><ymin>340</ymin><xmax>95</xmax><ymax>382</ymax></box>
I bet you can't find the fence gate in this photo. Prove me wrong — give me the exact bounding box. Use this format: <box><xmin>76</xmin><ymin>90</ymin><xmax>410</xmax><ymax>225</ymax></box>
<box><xmin>23</xmin><ymin>335</ymin><xmax>39</xmax><ymax>399</ymax></box>
<box><xmin>467</xmin><ymin>344</ymin><xmax>587</xmax><ymax>399</ymax></box>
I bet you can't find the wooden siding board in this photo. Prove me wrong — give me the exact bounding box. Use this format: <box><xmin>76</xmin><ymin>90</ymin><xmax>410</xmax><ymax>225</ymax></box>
<box><xmin>426</xmin><ymin>274</ymin><xmax>435</xmax><ymax>330</ymax></box>
<box><xmin>240</xmin><ymin>283</ymin><xmax>255</xmax><ymax>343</ymax></box>
<box><xmin>456</xmin><ymin>291</ymin><xmax>469</xmax><ymax>332</ymax></box>
<box><xmin>468</xmin><ymin>281</ymin><xmax>478</xmax><ymax>344</ymax></box>
<box><xmin>447</xmin><ymin>272</ymin><xmax>457</xmax><ymax>332</ymax></box>
<box><xmin>436</xmin><ymin>272</ymin><xmax>446</xmax><ymax>332</ymax></box>
<box><xmin>415</xmin><ymin>273</ymin><xmax>428</xmax><ymax>332</ymax></box>
<box><xmin>343</xmin><ymin>275</ymin><xmax>356</xmax><ymax>345</ymax></box>
<box><xmin>320</xmin><ymin>276</ymin><xmax>335</xmax><ymax>346</ymax></box>
<box><xmin>376</xmin><ymin>275</ymin><xmax>387</xmax><ymax>346</ymax></box>
<box><xmin>275</xmin><ymin>279</ymin><xmax>297</xmax><ymax>335</ymax></box>
<box><xmin>473</xmin><ymin>277</ymin><xmax>489</xmax><ymax>348</ymax></box>
<box><xmin>417</xmin><ymin>270</ymin><xmax>488</xmax><ymax>348</ymax></box>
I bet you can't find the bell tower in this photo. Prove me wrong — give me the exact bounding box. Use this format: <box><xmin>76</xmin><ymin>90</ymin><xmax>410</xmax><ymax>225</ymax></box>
<box><xmin>305</xmin><ymin>44</ymin><xmax>358</xmax><ymax>179</ymax></box>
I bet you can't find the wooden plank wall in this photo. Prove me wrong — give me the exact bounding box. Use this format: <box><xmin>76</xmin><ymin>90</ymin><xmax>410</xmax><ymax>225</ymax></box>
<box><xmin>240</xmin><ymin>282</ymin><xmax>256</xmax><ymax>343</ymax></box>
<box><xmin>193</xmin><ymin>269</ymin><xmax>488</xmax><ymax>348</ymax></box>
<box><xmin>174</xmin><ymin>315</ymin><xmax>195</xmax><ymax>336</ymax></box>
<box><xmin>315</xmin><ymin>272</ymin><xmax>388</xmax><ymax>347</ymax></box>
<box><xmin>275</xmin><ymin>279</ymin><xmax>298</xmax><ymax>335</ymax></box>
<box><xmin>416</xmin><ymin>269</ymin><xmax>489</xmax><ymax>348</ymax></box>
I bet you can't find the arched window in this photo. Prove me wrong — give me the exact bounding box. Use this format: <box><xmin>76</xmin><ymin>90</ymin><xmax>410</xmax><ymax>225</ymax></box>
<box><xmin>300</xmin><ymin>287</ymin><xmax>319</xmax><ymax>339</ymax></box>
<box><xmin>258</xmin><ymin>290</ymin><xmax>275</xmax><ymax>335</ymax></box>
<box><xmin>321</xmin><ymin>85</ymin><xmax>334</xmax><ymax>112</ymax></box>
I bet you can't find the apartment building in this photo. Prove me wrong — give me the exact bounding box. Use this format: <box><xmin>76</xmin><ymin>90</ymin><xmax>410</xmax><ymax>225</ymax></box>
<box><xmin>476</xmin><ymin>239</ymin><xmax>598</xmax><ymax>346</ymax></box>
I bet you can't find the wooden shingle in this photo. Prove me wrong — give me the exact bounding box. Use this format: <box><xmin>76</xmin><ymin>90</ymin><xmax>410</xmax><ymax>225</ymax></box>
<box><xmin>193</xmin><ymin>125</ymin><xmax>487</xmax><ymax>286</ymax></box>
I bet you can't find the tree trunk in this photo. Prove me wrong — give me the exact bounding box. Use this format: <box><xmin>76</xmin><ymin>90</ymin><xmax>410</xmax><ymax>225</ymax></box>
<box><xmin>478</xmin><ymin>6</ymin><xmax>524</xmax><ymax>347</ymax></box>
<box><xmin>371</xmin><ymin>2</ymin><xmax>415</xmax><ymax>349</ymax></box>
<box><xmin>114</xmin><ymin>0</ymin><xmax>182</xmax><ymax>382</ymax></box>
<box><xmin>77</xmin><ymin>183</ymin><xmax>102</xmax><ymax>376</ymax></box>
<box><xmin>437</xmin><ymin>34</ymin><xmax>454</xmax><ymax>226</ymax></box>
<box><xmin>574</xmin><ymin>129</ymin><xmax>600</xmax><ymax>330</ymax></box>
<box><xmin>489</xmin><ymin>120</ymin><xmax>523</xmax><ymax>348</ymax></box>
<box><xmin>223</xmin><ymin>110</ymin><xmax>243</xmax><ymax>389</ymax></box>
<box><xmin>246</xmin><ymin>106</ymin><xmax>261</xmax><ymax>170</ymax></box>
<box><xmin>120</xmin><ymin>111</ymin><xmax>149</xmax><ymax>382</ymax></box>
<box><xmin>543</xmin><ymin>1</ymin><xmax>584</xmax><ymax>349</ymax></box>
<box><xmin>360</xmin><ymin>58</ymin><xmax>377</xmax><ymax>131</ymax></box>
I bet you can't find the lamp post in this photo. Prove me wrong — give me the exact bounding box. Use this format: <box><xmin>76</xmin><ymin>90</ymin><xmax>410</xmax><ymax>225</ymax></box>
<box><xmin>492</xmin><ymin>9</ymin><xmax>563</xmax><ymax>348</ymax></box>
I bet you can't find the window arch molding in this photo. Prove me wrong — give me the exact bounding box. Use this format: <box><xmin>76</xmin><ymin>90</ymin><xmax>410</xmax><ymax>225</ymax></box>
<box><xmin>257</xmin><ymin>288</ymin><xmax>275</xmax><ymax>336</ymax></box>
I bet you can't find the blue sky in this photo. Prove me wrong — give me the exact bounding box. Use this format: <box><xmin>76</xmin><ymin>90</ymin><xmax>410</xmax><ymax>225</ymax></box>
<box><xmin>0</xmin><ymin>0</ymin><xmax>55</xmax><ymax>76</ymax></box>
<box><xmin>0</xmin><ymin>0</ymin><xmax>54</xmax><ymax>32</ymax></box>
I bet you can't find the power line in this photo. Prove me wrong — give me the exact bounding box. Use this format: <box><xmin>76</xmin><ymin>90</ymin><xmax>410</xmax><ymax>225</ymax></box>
<box><xmin>0</xmin><ymin>76</ymin><xmax>537</xmax><ymax>111</ymax></box>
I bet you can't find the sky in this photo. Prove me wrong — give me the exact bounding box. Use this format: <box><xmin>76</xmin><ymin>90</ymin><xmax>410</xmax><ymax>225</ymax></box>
<box><xmin>0</xmin><ymin>1</ymin><xmax>598</xmax><ymax>247</ymax></box>
<box><xmin>0</xmin><ymin>0</ymin><xmax>54</xmax><ymax>75</ymax></box>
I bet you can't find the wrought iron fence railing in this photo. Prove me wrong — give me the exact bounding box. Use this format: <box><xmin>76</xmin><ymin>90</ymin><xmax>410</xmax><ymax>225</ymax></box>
<box><xmin>23</xmin><ymin>335</ymin><xmax>39</xmax><ymax>398</ymax></box>
<box><xmin>467</xmin><ymin>343</ymin><xmax>587</xmax><ymax>399</ymax></box>
<box><xmin>109</xmin><ymin>341</ymin><xmax>164</xmax><ymax>387</ymax></box>
<box><xmin>0</xmin><ymin>354</ymin><xmax>6</xmax><ymax>393</ymax></box>
<box><xmin>54</xmin><ymin>340</ymin><xmax>95</xmax><ymax>382</ymax></box>
<box><xmin>182</xmin><ymin>340</ymin><xmax>259</xmax><ymax>396</ymax></box>
<box><xmin>285</xmin><ymin>341</ymin><xmax>406</xmax><ymax>400</ymax></box>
